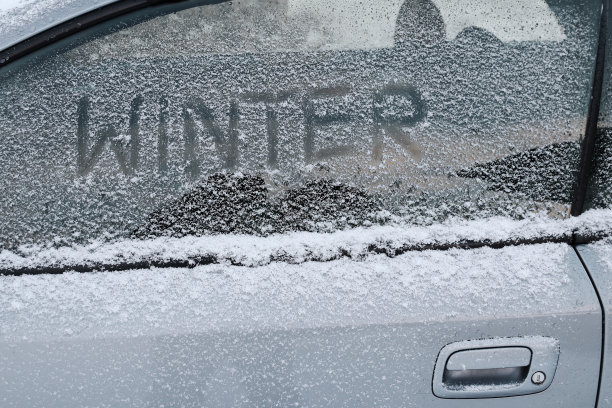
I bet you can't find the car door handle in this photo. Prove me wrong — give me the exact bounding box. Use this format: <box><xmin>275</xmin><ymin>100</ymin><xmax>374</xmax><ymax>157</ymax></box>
<box><xmin>446</xmin><ymin>346</ymin><xmax>532</xmax><ymax>371</ymax></box>
<box><xmin>433</xmin><ymin>336</ymin><xmax>559</xmax><ymax>399</ymax></box>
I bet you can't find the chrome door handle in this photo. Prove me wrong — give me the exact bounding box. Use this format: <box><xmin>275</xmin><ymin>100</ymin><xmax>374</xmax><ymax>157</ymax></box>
<box><xmin>433</xmin><ymin>336</ymin><xmax>559</xmax><ymax>399</ymax></box>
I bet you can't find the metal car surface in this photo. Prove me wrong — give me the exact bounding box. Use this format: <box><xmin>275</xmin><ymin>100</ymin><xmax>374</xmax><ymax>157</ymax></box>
<box><xmin>0</xmin><ymin>1</ymin><xmax>610</xmax><ymax>407</ymax></box>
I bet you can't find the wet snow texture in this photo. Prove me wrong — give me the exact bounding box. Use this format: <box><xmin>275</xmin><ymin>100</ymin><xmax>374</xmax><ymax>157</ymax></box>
<box><xmin>0</xmin><ymin>0</ymin><xmax>601</xmax><ymax>251</ymax></box>
<box><xmin>588</xmin><ymin>129</ymin><xmax>612</xmax><ymax>208</ymax></box>
<box><xmin>590</xmin><ymin>237</ymin><xmax>612</xmax><ymax>270</ymax></box>
<box><xmin>587</xmin><ymin>10</ymin><xmax>612</xmax><ymax>210</ymax></box>
<box><xmin>457</xmin><ymin>141</ymin><xmax>580</xmax><ymax>203</ymax></box>
<box><xmin>0</xmin><ymin>243</ymin><xmax>585</xmax><ymax>341</ymax></box>
<box><xmin>134</xmin><ymin>174</ymin><xmax>382</xmax><ymax>237</ymax></box>
<box><xmin>2</xmin><ymin>208</ymin><xmax>611</xmax><ymax>272</ymax></box>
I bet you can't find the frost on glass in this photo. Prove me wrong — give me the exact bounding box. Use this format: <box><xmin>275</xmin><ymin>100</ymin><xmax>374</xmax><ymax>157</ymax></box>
<box><xmin>588</xmin><ymin>127</ymin><xmax>612</xmax><ymax>210</ymax></box>
<box><xmin>587</xmin><ymin>15</ymin><xmax>612</xmax><ymax>211</ymax></box>
<box><xmin>0</xmin><ymin>0</ymin><xmax>601</xmax><ymax>250</ymax></box>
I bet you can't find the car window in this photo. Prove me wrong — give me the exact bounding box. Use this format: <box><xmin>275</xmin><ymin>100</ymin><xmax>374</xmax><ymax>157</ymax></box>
<box><xmin>586</xmin><ymin>8</ymin><xmax>612</xmax><ymax>212</ymax></box>
<box><xmin>0</xmin><ymin>0</ymin><xmax>602</xmax><ymax>258</ymax></box>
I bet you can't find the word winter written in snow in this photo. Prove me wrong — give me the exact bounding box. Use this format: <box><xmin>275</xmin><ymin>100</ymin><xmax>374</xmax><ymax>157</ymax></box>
<box><xmin>76</xmin><ymin>84</ymin><xmax>426</xmax><ymax>176</ymax></box>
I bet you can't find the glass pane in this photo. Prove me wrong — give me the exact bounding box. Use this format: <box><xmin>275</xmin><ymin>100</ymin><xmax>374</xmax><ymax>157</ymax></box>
<box><xmin>0</xmin><ymin>0</ymin><xmax>602</xmax><ymax>251</ymax></box>
<box><xmin>587</xmin><ymin>9</ymin><xmax>612</xmax><ymax>211</ymax></box>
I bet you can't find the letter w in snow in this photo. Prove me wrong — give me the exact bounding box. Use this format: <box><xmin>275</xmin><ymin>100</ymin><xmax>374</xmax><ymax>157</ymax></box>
<box><xmin>76</xmin><ymin>96</ymin><xmax>144</xmax><ymax>176</ymax></box>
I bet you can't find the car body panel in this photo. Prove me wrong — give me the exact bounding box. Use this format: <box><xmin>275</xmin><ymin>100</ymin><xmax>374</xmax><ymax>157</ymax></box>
<box><xmin>0</xmin><ymin>243</ymin><xmax>602</xmax><ymax>407</ymax></box>
<box><xmin>0</xmin><ymin>0</ymin><xmax>118</xmax><ymax>52</ymax></box>
<box><xmin>577</xmin><ymin>241</ymin><xmax>612</xmax><ymax>408</ymax></box>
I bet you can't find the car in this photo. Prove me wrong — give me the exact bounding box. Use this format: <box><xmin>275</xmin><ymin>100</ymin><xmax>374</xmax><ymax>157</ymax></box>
<box><xmin>0</xmin><ymin>0</ymin><xmax>611</xmax><ymax>407</ymax></box>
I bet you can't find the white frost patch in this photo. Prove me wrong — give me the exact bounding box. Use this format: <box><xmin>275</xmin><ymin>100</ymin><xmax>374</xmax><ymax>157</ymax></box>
<box><xmin>0</xmin><ymin>243</ymin><xmax>588</xmax><ymax>342</ymax></box>
<box><xmin>432</xmin><ymin>0</ymin><xmax>566</xmax><ymax>42</ymax></box>
<box><xmin>287</xmin><ymin>0</ymin><xmax>565</xmax><ymax>51</ymax></box>
<box><xmin>0</xmin><ymin>0</ymin><xmax>29</xmax><ymax>12</ymax></box>
<box><xmin>588</xmin><ymin>236</ymin><xmax>612</xmax><ymax>271</ymax></box>
<box><xmin>287</xmin><ymin>0</ymin><xmax>406</xmax><ymax>50</ymax></box>
<box><xmin>1</xmin><ymin>208</ymin><xmax>611</xmax><ymax>271</ymax></box>
<box><xmin>1</xmin><ymin>0</ymin><xmax>566</xmax><ymax>54</ymax></box>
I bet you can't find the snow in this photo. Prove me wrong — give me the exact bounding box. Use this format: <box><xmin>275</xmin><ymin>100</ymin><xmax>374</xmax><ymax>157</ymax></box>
<box><xmin>0</xmin><ymin>0</ymin><xmax>600</xmax><ymax>255</ymax></box>
<box><xmin>0</xmin><ymin>242</ymin><xmax>589</xmax><ymax>342</ymax></box>
<box><xmin>0</xmin><ymin>0</ymin><xmax>566</xmax><ymax>54</ymax></box>
<box><xmin>2</xmin><ymin>208</ymin><xmax>610</xmax><ymax>272</ymax></box>
<box><xmin>290</xmin><ymin>0</ymin><xmax>566</xmax><ymax>49</ymax></box>
<box><xmin>0</xmin><ymin>0</ymin><xmax>26</xmax><ymax>12</ymax></box>
<box><xmin>0</xmin><ymin>2</ymin><xmax>607</xmax><ymax>405</ymax></box>
<box><xmin>0</xmin><ymin>0</ymin><xmax>608</xmax><ymax>273</ymax></box>
<box><xmin>589</xmin><ymin>236</ymin><xmax>612</xmax><ymax>271</ymax></box>
<box><xmin>432</xmin><ymin>0</ymin><xmax>566</xmax><ymax>42</ymax></box>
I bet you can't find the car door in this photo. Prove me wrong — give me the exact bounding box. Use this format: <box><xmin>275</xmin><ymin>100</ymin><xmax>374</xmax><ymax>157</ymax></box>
<box><xmin>576</xmin><ymin>3</ymin><xmax>612</xmax><ymax>406</ymax></box>
<box><xmin>0</xmin><ymin>0</ymin><xmax>607</xmax><ymax>407</ymax></box>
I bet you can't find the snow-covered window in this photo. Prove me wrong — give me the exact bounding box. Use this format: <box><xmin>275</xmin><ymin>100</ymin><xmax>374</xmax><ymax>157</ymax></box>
<box><xmin>588</xmin><ymin>17</ymin><xmax>612</xmax><ymax>210</ymax></box>
<box><xmin>0</xmin><ymin>0</ymin><xmax>602</xmax><ymax>253</ymax></box>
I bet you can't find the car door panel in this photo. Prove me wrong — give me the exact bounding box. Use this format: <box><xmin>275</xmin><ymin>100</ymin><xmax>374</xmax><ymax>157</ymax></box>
<box><xmin>577</xmin><ymin>241</ymin><xmax>612</xmax><ymax>408</ymax></box>
<box><xmin>0</xmin><ymin>243</ymin><xmax>601</xmax><ymax>407</ymax></box>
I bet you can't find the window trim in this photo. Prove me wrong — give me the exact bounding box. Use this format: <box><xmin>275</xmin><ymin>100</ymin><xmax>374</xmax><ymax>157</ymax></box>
<box><xmin>0</xmin><ymin>0</ymin><xmax>232</xmax><ymax>68</ymax></box>
<box><xmin>0</xmin><ymin>235</ymin><xmax>579</xmax><ymax>277</ymax></box>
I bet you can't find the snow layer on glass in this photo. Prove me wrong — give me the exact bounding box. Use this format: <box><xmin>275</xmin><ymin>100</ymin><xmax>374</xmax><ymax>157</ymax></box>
<box><xmin>0</xmin><ymin>0</ymin><xmax>603</xmax><ymax>254</ymax></box>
